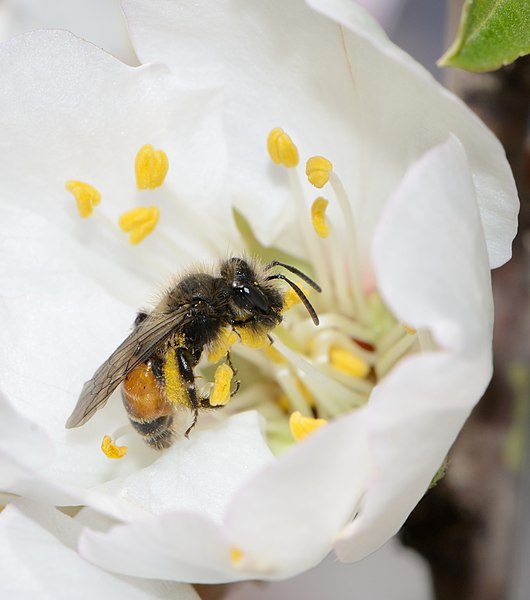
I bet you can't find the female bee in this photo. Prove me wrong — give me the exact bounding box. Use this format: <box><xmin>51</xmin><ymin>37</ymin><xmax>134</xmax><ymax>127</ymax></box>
<box><xmin>65</xmin><ymin>257</ymin><xmax>320</xmax><ymax>449</ymax></box>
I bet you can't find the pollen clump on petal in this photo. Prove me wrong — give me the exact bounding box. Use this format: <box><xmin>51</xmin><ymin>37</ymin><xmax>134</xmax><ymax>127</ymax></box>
<box><xmin>267</xmin><ymin>127</ymin><xmax>299</xmax><ymax>168</ymax></box>
<box><xmin>311</xmin><ymin>197</ymin><xmax>330</xmax><ymax>238</ymax></box>
<box><xmin>306</xmin><ymin>156</ymin><xmax>333</xmax><ymax>188</ymax></box>
<box><xmin>210</xmin><ymin>363</ymin><xmax>234</xmax><ymax>407</ymax></box>
<box><xmin>329</xmin><ymin>345</ymin><xmax>370</xmax><ymax>379</ymax></box>
<box><xmin>230</xmin><ymin>546</ymin><xmax>244</xmax><ymax>566</ymax></box>
<box><xmin>101</xmin><ymin>435</ymin><xmax>128</xmax><ymax>459</ymax></box>
<box><xmin>65</xmin><ymin>180</ymin><xmax>101</xmax><ymax>218</ymax></box>
<box><xmin>119</xmin><ymin>206</ymin><xmax>159</xmax><ymax>244</ymax></box>
<box><xmin>289</xmin><ymin>411</ymin><xmax>327</xmax><ymax>442</ymax></box>
<box><xmin>135</xmin><ymin>144</ymin><xmax>169</xmax><ymax>190</ymax></box>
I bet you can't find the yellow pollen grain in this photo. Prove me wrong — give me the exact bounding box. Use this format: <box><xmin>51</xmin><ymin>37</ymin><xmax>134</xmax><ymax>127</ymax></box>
<box><xmin>210</xmin><ymin>363</ymin><xmax>234</xmax><ymax>406</ymax></box>
<box><xmin>264</xmin><ymin>345</ymin><xmax>287</xmax><ymax>365</ymax></box>
<box><xmin>237</xmin><ymin>327</ymin><xmax>271</xmax><ymax>349</ymax></box>
<box><xmin>306</xmin><ymin>156</ymin><xmax>333</xmax><ymax>188</ymax></box>
<box><xmin>289</xmin><ymin>411</ymin><xmax>327</xmax><ymax>442</ymax></box>
<box><xmin>329</xmin><ymin>345</ymin><xmax>370</xmax><ymax>379</ymax></box>
<box><xmin>230</xmin><ymin>546</ymin><xmax>244</xmax><ymax>566</ymax></box>
<box><xmin>135</xmin><ymin>144</ymin><xmax>169</xmax><ymax>190</ymax></box>
<box><xmin>119</xmin><ymin>206</ymin><xmax>160</xmax><ymax>244</ymax></box>
<box><xmin>311</xmin><ymin>197</ymin><xmax>330</xmax><ymax>238</ymax></box>
<box><xmin>101</xmin><ymin>435</ymin><xmax>128</xmax><ymax>459</ymax></box>
<box><xmin>163</xmin><ymin>347</ymin><xmax>189</xmax><ymax>407</ymax></box>
<box><xmin>65</xmin><ymin>180</ymin><xmax>101</xmax><ymax>218</ymax></box>
<box><xmin>403</xmin><ymin>323</ymin><xmax>417</xmax><ymax>335</ymax></box>
<box><xmin>208</xmin><ymin>329</ymin><xmax>239</xmax><ymax>363</ymax></box>
<box><xmin>267</xmin><ymin>127</ymin><xmax>299</xmax><ymax>168</ymax></box>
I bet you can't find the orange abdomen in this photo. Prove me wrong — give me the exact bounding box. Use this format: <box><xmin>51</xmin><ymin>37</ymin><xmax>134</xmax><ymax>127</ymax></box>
<box><xmin>122</xmin><ymin>362</ymin><xmax>175</xmax><ymax>449</ymax></box>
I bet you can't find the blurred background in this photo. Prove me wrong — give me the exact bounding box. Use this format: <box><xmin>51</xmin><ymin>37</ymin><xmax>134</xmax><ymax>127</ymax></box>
<box><xmin>0</xmin><ymin>1</ymin><xmax>527</xmax><ymax>598</ymax></box>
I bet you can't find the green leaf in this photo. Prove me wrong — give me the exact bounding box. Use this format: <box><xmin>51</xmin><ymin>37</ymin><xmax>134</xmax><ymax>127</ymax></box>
<box><xmin>439</xmin><ymin>0</ymin><xmax>530</xmax><ymax>72</ymax></box>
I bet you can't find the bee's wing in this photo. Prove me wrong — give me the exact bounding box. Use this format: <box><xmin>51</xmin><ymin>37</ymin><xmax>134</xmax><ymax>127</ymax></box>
<box><xmin>65</xmin><ymin>306</ymin><xmax>192</xmax><ymax>429</ymax></box>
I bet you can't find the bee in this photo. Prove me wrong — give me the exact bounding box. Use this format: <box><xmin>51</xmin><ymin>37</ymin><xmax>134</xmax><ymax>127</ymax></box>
<box><xmin>65</xmin><ymin>257</ymin><xmax>321</xmax><ymax>449</ymax></box>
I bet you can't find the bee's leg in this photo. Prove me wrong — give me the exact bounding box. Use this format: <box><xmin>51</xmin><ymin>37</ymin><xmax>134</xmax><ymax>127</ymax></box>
<box><xmin>175</xmin><ymin>347</ymin><xmax>200</xmax><ymax>438</ymax></box>
<box><xmin>225</xmin><ymin>351</ymin><xmax>240</xmax><ymax>397</ymax></box>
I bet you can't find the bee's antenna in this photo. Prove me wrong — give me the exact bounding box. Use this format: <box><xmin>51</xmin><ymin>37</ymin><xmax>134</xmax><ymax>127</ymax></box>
<box><xmin>266</xmin><ymin>273</ymin><xmax>319</xmax><ymax>326</ymax></box>
<box><xmin>265</xmin><ymin>260</ymin><xmax>322</xmax><ymax>293</ymax></box>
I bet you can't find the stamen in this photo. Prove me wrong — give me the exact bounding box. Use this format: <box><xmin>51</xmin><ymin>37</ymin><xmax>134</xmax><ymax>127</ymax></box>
<box><xmin>101</xmin><ymin>435</ymin><xmax>128</xmax><ymax>459</ymax></box>
<box><xmin>267</xmin><ymin>127</ymin><xmax>299</xmax><ymax>168</ymax></box>
<box><xmin>230</xmin><ymin>546</ymin><xmax>244</xmax><ymax>566</ymax></box>
<box><xmin>135</xmin><ymin>144</ymin><xmax>169</xmax><ymax>190</ymax></box>
<box><xmin>311</xmin><ymin>197</ymin><xmax>330</xmax><ymax>238</ymax></box>
<box><xmin>163</xmin><ymin>347</ymin><xmax>189</xmax><ymax>407</ymax></box>
<box><xmin>283</xmin><ymin>286</ymin><xmax>306</xmax><ymax>311</ymax></box>
<box><xmin>119</xmin><ymin>206</ymin><xmax>159</xmax><ymax>244</ymax></box>
<box><xmin>65</xmin><ymin>180</ymin><xmax>101</xmax><ymax>218</ymax></box>
<box><xmin>289</xmin><ymin>411</ymin><xmax>327</xmax><ymax>442</ymax></box>
<box><xmin>306</xmin><ymin>156</ymin><xmax>333</xmax><ymax>188</ymax></box>
<box><xmin>210</xmin><ymin>363</ymin><xmax>234</xmax><ymax>406</ymax></box>
<box><xmin>329</xmin><ymin>345</ymin><xmax>370</xmax><ymax>379</ymax></box>
<box><xmin>208</xmin><ymin>329</ymin><xmax>239</xmax><ymax>363</ymax></box>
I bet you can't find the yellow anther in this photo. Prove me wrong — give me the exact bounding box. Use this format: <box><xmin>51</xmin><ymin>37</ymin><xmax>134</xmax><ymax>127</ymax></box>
<box><xmin>208</xmin><ymin>329</ymin><xmax>239</xmax><ymax>363</ymax></box>
<box><xmin>210</xmin><ymin>363</ymin><xmax>234</xmax><ymax>407</ymax></box>
<box><xmin>329</xmin><ymin>345</ymin><xmax>370</xmax><ymax>379</ymax></box>
<box><xmin>289</xmin><ymin>411</ymin><xmax>327</xmax><ymax>442</ymax></box>
<box><xmin>237</xmin><ymin>327</ymin><xmax>271</xmax><ymax>349</ymax></box>
<box><xmin>311</xmin><ymin>197</ymin><xmax>330</xmax><ymax>238</ymax></box>
<box><xmin>277</xmin><ymin>392</ymin><xmax>291</xmax><ymax>412</ymax></box>
<box><xmin>135</xmin><ymin>144</ymin><xmax>169</xmax><ymax>190</ymax></box>
<box><xmin>306</xmin><ymin>156</ymin><xmax>333</xmax><ymax>188</ymax></box>
<box><xmin>163</xmin><ymin>347</ymin><xmax>189</xmax><ymax>407</ymax></box>
<box><xmin>267</xmin><ymin>127</ymin><xmax>299</xmax><ymax>168</ymax></box>
<box><xmin>119</xmin><ymin>206</ymin><xmax>160</xmax><ymax>244</ymax></box>
<box><xmin>65</xmin><ymin>180</ymin><xmax>101</xmax><ymax>218</ymax></box>
<box><xmin>230</xmin><ymin>546</ymin><xmax>244</xmax><ymax>566</ymax></box>
<box><xmin>264</xmin><ymin>345</ymin><xmax>287</xmax><ymax>365</ymax></box>
<box><xmin>403</xmin><ymin>323</ymin><xmax>417</xmax><ymax>335</ymax></box>
<box><xmin>101</xmin><ymin>435</ymin><xmax>128</xmax><ymax>459</ymax></box>
<box><xmin>283</xmin><ymin>285</ymin><xmax>309</xmax><ymax>312</ymax></box>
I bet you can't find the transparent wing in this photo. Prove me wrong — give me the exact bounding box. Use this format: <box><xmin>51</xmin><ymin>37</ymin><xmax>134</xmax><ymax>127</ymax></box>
<box><xmin>65</xmin><ymin>306</ymin><xmax>192</xmax><ymax>428</ymax></box>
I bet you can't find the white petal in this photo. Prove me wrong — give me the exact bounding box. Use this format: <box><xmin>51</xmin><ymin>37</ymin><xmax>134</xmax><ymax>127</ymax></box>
<box><xmin>334</xmin><ymin>137</ymin><xmax>494</xmax><ymax>561</ymax></box>
<box><xmin>1</xmin><ymin>0</ymin><xmax>138</xmax><ymax>65</ymax></box>
<box><xmin>122</xmin><ymin>0</ymin><xmax>517</xmax><ymax>268</ymax></box>
<box><xmin>373</xmin><ymin>135</ymin><xmax>493</xmax><ymax>355</ymax></box>
<box><xmin>334</xmin><ymin>350</ymin><xmax>490</xmax><ymax>561</ymax></box>
<box><xmin>0</xmin><ymin>29</ymin><xmax>233</xmax><ymax>282</ymax></box>
<box><xmin>0</xmin><ymin>499</ymin><xmax>199</xmax><ymax>599</ymax></box>
<box><xmin>80</xmin><ymin>410</ymin><xmax>371</xmax><ymax>581</ymax></box>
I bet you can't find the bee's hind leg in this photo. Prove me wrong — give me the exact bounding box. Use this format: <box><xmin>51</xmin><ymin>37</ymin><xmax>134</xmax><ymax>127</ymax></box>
<box><xmin>175</xmin><ymin>347</ymin><xmax>200</xmax><ymax>439</ymax></box>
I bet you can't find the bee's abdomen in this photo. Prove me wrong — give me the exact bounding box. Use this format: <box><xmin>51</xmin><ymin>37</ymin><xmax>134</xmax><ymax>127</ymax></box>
<box><xmin>122</xmin><ymin>361</ymin><xmax>175</xmax><ymax>450</ymax></box>
<box><xmin>129</xmin><ymin>414</ymin><xmax>175</xmax><ymax>450</ymax></box>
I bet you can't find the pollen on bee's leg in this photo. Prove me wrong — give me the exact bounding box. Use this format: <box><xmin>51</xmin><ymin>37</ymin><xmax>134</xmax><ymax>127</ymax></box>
<box><xmin>311</xmin><ymin>197</ymin><xmax>330</xmax><ymax>238</ymax></box>
<box><xmin>329</xmin><ymin>345</ymin><xmax>370</xmax><ymax>379</ymax></box>
<box><xmin>135</xmin><ymin>144</ymin><xmax>169</xmax><ymax>190</ymax></box>
<box><xmin>267</xmin><ymin>127</ymin><xmax>299</xmax><ymax>168</ymax></box>
<box><xmin>65</xmin><ymin>180</ymin><xmax>101</xmax><ymax>218</ymax></box>
<box><xmin>210</xmin><ymin>363</ymin><xmax>234</xmax><ymax>406</ymax></box>
<box><xmin>208</xmin><ymin>329</ymin><xmax>239</xmax><ymax>363</ymax></box>
<box><xmin>119</xmin><ymin>206</ymin><xmax>160</xmax><ymax>244</ymax></box>
<box><xmin>237</xmin><ymin>327</ymin><xmax>271</xmax><ymax>349</ymax></box>
<box><xmin>306</xmin><ymin>156</ymin><xmax>333</xmax><ymax>188</ymax></box>
<box><xmin>289</xmin><ymin>411</ymin><xmax>327</xmax><ymax>442</ymax></box>
<box><xmin>101</xmin><ymin>435</ymin><xmax>128</xmax><ymax>459</ymax></box>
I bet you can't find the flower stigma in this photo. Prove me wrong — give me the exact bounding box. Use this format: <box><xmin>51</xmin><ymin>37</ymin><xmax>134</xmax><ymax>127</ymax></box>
<box><xmin>101</xmin><ymin>435</ymin><xmax>128</xmax><ymax>459</ymax></box>
<box><xmin>65</xmin><ymin>180</ymin><xmax>101</xmax><ymax>218</ymax></box>
<box><xmin>135</xmin><ymin>144</ymin><xmax>169</xmax><ymax>190</ymax></box>
<box><xmin>119</xmin><ymin>206</ymin><xmax>160</xmax><ymax>244</ymax></box>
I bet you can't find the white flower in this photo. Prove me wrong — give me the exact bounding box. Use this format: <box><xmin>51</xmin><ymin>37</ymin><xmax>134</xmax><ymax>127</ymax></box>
<box><xmin>0</xmin><ymin>498</ymin><xmax>199</xmax><ymax>599</ymax></box>
<box><xmin>0</xmin><ymin>0</ymin><xmax>518</xmax><ymax>585</ymax></box>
